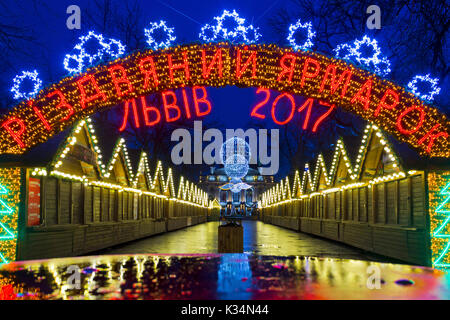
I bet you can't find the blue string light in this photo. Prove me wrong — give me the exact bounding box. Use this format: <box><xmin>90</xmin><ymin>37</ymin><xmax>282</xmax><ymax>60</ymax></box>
<box><xmin>74</xmin><ymin>31</ymin><xmax>109</xmax><ymax>64</ymax></box>
<box><xmin>199</xmin><ymin>9</ymin><xmax>261</xmax><ymax>44</ymax></box>
<box><xmin>199</xmin><ymin>24</ymin><xmax>218</xmax><ymax>42</ymax></box>
<box><xmin>144</xmin><ymin>20</ymin><xmax>176</xmax><ymax>50</ymax></box>
<box><xmin>219</xmin><ymin>137</ymin><xmax>253</xmax><ymax>193</ymax></box>
<box><xmin>63</xmin><ymin>53</ymin><xmax>84</xmax><ymax>74</ymax></box>
<box><xmin>224</xmin><ymin>154</ymin><xmax>249</xmax><ymax>180</ymax></box>
<box><xmin>63</xmin><ymin>31</ymin><xmax>126</xmax><ymax>74</ymax></box>
<box><xmin>407</xmin><ymin>74</ymin><xmax>441</xmax><ymax>102</ymax></box>
<box><xmin>287</xmin><ymin>19</ymin><xmax>316</xmax><ymax>51</ymax></box>
<box><xmin>334</xmin><ymin>35</ymin><xmax>391</xmax><ymax>77</ymax></box>
<box><xmin>10</xmin><ymin>70</ymin><xmax>42</xmax><ymax>100</ymax></box>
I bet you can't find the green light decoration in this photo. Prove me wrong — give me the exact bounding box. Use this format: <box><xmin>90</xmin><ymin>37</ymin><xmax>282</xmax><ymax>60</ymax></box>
<box><xmin>0</xmin><ymin>199</ymin><xmax>14</xmax><ymax>214</ymax></box>
<box><xmin>0</xmin><ymin>252</ymin><xmax>8</xmax><ymax>264</ymax></box>
<box><xmin>433</xmin><ymin>182</ymin><xmax>450</xmax><ymax>267</ymax></box>
<box><xmin>0</xmin><ymin>222</ymin><xmax>15</xmax><ymax>241</ymax></box>
<box><xmin>0</xmin><ymin>184</ymin><xmax>12</xmax><ymax>215</ymax></box>
<box><xmin>0</xmin><ymin>183</ymin><xmax>15</xmax><ymax>264</ymax></box>
<box><xmin>0</xmin><ymin>199</ymin><xmax>13</xmax><ymax>215</ymax></box>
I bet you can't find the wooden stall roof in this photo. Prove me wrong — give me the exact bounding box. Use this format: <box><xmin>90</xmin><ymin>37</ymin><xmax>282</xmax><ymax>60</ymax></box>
<box><xmin>0</xmin><ymin>128</ymin><xmax>71</xmax><ymax>167</ymax></box>
<box><xmin>263</xmin><ymin>121</ymin><xmax>450</xmax><ymax>206</ymax></box>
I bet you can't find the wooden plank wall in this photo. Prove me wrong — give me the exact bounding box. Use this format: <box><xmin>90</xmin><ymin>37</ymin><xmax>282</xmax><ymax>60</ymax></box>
<box><xmin>18</xmin><ymin>176</ymin><xmax>209</xmax><ymax>261</ymax></box>
<box><xmin>261</xmin><ymin>172</ymin><xmax>431</xmax><ymax>266</ymax></box>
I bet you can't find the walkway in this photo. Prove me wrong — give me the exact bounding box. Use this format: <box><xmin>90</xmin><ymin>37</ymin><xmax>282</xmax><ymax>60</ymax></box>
<box><xmin>97</xmin><ymin>221</ymin><xmax>394</xmax><ymax>262</ymax></box>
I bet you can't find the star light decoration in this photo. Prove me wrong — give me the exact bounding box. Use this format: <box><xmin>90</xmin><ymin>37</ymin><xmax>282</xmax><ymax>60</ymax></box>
<box><xmin>199</xmin><ymin>9</ymin><xmax>261</xmax><ymax>44</ymax></box>
<box><xmin>63</xmin><ymin>31</ymin><xmax>126</xmax><ymax>74</ymax></box>
<box><xmin>10</xmin><ymin>70</ymin><xmax>42</xmax><ymax>100</ymax></box>
<box><xmin>334</xmin><ymin>35</ymin><xmax>391</xmax><ymax>77</ymax></box>
<box><xmin>144</xmin><ymin>20</ymin><xmax>176</xmax><ymax>50</ymax></box>
<box><xmin>407</xmin><ymin>74</ymin><xmax>441</xmax><ymax>102</ymax></box>
<box><xmin>287</xmin><ymin>19</ymin><xmax>316</xmax><ymax>51</ymax></box>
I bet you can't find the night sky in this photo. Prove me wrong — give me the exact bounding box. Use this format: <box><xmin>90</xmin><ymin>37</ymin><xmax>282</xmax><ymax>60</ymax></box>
<box><xmin>1</xmin><ymin>0</ymin><xmax>448</xmax><ymax>179</ymax></box>
<box><xmin>1</xmin><ymin>0</ymin><xmax>286</xmax><ymax>129</ymax></box>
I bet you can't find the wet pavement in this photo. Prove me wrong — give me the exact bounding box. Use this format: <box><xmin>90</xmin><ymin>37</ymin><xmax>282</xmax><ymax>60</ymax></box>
<box><xmin>1</xmin><ymin>254</ymin><xmax>449</xmax><ymax>300</ymax></box>
<box><xmin>2</xmin><ymin>221</ymin><xmax>442</xmax><ymax>300</ymax></box>
<box><xmin>97</xmin><ymin>221</ymin><xmax>394</xmax><ymax>263</ymax></box>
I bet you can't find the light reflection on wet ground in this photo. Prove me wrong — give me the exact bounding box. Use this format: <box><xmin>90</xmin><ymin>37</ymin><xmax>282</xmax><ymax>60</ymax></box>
<box><xmin>98</xmin><ymin>221</ymin><xmax>392</xmax><ymax>262</ymax></box>
<box><xmin>1</xmin><ymin>254</ymin><xmax>450</xmax><ymax>300</ymax></box>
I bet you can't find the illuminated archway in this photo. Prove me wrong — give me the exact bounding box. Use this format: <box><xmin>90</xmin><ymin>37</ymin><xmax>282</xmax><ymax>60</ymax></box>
<box><xmin>0</xmin><ymin>43</ymin><xmax>448</xmax><ymax>157</ymax></box>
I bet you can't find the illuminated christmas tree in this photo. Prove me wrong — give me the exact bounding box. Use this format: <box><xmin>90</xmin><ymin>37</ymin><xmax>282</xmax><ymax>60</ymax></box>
<box><xmin>0</xmin><ymin>185</ymin><xmax>13</xmax><ymax>215</ymax></box>
<box><xmin>0</xmin><ymin>184</ymin><xmax>14</xmax><ymax>264</ymax></box>
<box><xmin>433</xmin><ymin>182</ymin><xmax>450</xmax><ymax>267</ymax></box>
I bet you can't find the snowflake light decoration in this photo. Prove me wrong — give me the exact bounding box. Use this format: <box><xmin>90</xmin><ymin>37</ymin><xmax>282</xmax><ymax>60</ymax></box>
<box><xmin>199</xmin><ymin>24</ymin><xmax>218</xmax><ymax>42</ymax></box>
<box><xmin>199</xmin><ymin>9</ymin><xmax>261</xmax><ymax>44</ymax></box>
<box><xmin>74</xmin><ymin>31</ymin><xmax>109</xmax><ymax>64</ymax></box>
<box><xmin>244</xmin><ymin>25</ymin><xmax>261</xmax><ymax>43</ymax></box>
<box><xmin>287</xmin><ymin>19</ymin><xmax>316</xmax><ymax>51</ymax></box>
<box><xmin>334</xmin><ymin>35</ymin><xmax>391</xmax><ymax>77</ymax></box>
<box><xmin>334</xmin><ymin>43</ymin><xmax>355</xmax><ymax>60</ymax></box>
<box><xmin>214</xmin><ymin>9</ymin><xmax>245</xmax><ymax>39</ymax></box>
<box><xmin>10</xmin><ymin>70</ymin><xmax>42</xmax><ymax>100</ymax></box>
<box><xmin>230</xmin><ymin>182</ymin><xmax>252</xmax><ymax>193</ymax></box>
<box><xmin>407</xmin><ymin>74</ymin><xmax>441</xmax><ymax>101</ymax></box>
<box><xmin>63</xmin><ymin>54</ymin><xmax>84</xmax><ymax>74</ymax></box>
<box><xmin>105</xmin><ymin>38</ymin><xmax>126</xmax><ymax>59</ymax></box>
<box><xmin>144</xmin><ymin>20</ymin><xmax>176</xmax><ymax>50</ymax></box>
<box><xmin>63</xmin><ymin>31</ymin><xmax>126</xmax><ymax>74</ymax></box>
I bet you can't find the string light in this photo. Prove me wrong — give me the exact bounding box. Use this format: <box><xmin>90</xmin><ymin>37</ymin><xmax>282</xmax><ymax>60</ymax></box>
<box><xmin>429</xmin><ymin>174</ymin><xmax>450</xmax><ymax>268</ymax></box>
<box><xmin>334</xmin><ymin>35</ymin><xmax>391</xmax><ymax>77</ymax></box>
<box><xmin>333</xmin><ymin>43</ymin><xmax>354</xmax><ymax>60</ymax></box>
<box><xmin>1</xmin><ymin>43</ymin><xmax>448</xmax><ymax>158</ymax></box>
<box><xmin>291</xmin><ymin>170</ymin><xmax>302</xmax><ymax>198</ymax></box>
<box><xmin>151</xmin><ymin>161</ymin><xmax>176</xmax><ymax>196</ymax></box>
<box><xmin>105</xmin><ymin>38</ymin><xmax>126</xmax><ymax>59</ymax></box>
<box><xmin>63</xmin><ymin>53</ymin><xmax>84</xmax><ymax>74</ymax></box>
<box><xmin>243</xmin><ymin>25</ymin><xmax>261</xmax><ymax>43</ymax></box>
<box><xmin>223</xmin><ymin>181</ymin><xmax>252</xmax><ymax>193</ymax></box>
<box><xmin>407</xmin><ymin>74</ymin><xmax>441</xmax><ymax>102</ymax></box>
<box><xmin>199</xmin><ymin>9</ymin><xmax>261</xmax><ymax>43</ymax></box>
<box><xmin>0</xmin><ymin>169</ymin><xmax>21</xmax><ymax>264</ymax></box>
<box><xmin>199</xmin><ymin>24</ymin><xmax>218</xmax><ymax>42</ymax></box>
<box><xmin>64</xmin><ymin>31</ymin><xmax>126</xmax><ymax>74</ymax></box>
<box><xmin>261</xmin><ymin>123</ymin><xmax>406</xmax><ymax>207</ymax></box>
<box><xmin>219</xmin><ymin>137</ymin><xmax>252</xmax><ymax>193</ymax></box>
<box><xmin>30</xmin><ymin>119</ymin><xmax>209</xmax><ymax>211</ymax></box>
<box><xmin>74</xmin><ymin>31</ymin><xmax>109</xmax><ymax>64</ymax></box>
<box><xmin>10</xmin><ymin>70</ymin><xmax>42</xmax><ymax>100</ymax></box>
<box><xmin>145</xmin><ymin>20</ymin><xmax>176</xmax><ymax>50</ymax></box>
<box><xmin>287</xmin><ymin>19</ymin><xmax>316</xmax><ymax>51</ymax></box>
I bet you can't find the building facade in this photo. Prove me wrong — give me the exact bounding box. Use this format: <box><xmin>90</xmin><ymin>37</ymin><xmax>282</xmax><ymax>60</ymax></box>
<box><xmin>199</xmin><ymin>166</ymin><xmax>275</xmax><ymax>215</ymax></box>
